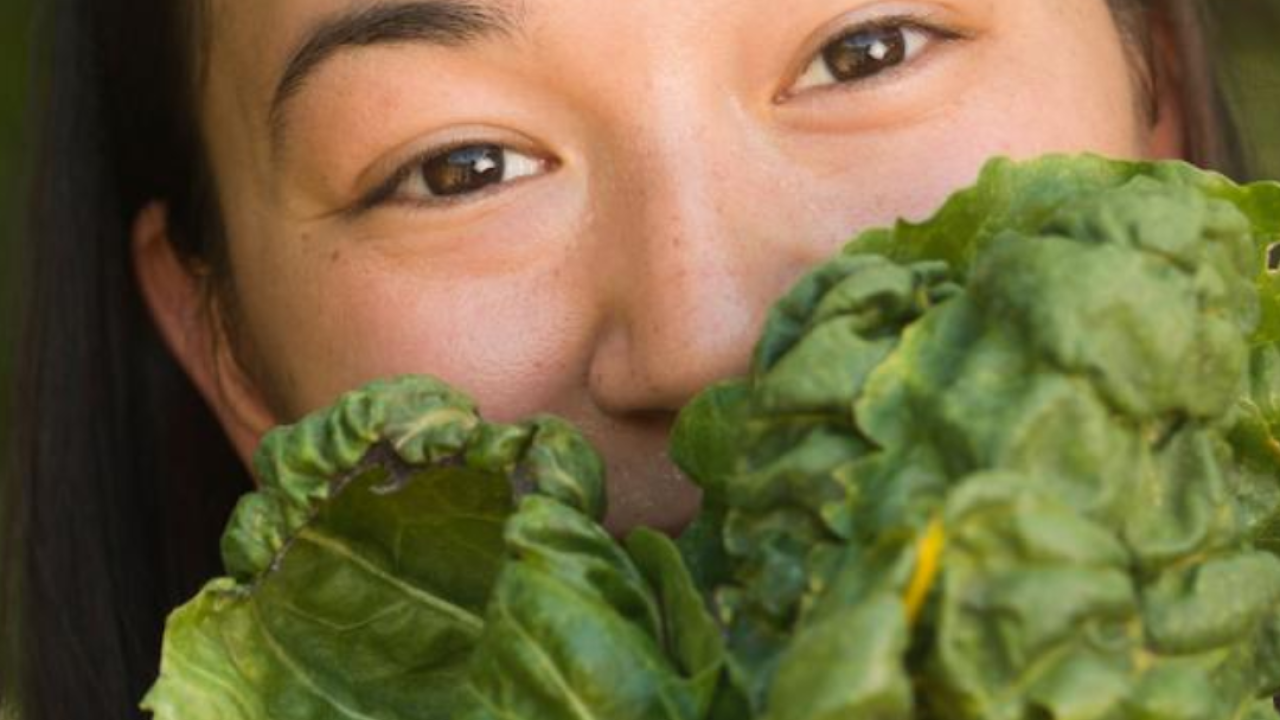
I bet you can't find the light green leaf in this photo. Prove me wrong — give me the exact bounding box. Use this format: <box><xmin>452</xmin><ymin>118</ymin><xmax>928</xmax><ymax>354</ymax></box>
<box><xmin>673</xmin><ymin>155</ymin><xmax>1280</xmax><ymax>719</ymax></box>
<box><xmin>460</xmin><ymin>499</ymin><xmax>713</xmax><ymax>720</ymax></box>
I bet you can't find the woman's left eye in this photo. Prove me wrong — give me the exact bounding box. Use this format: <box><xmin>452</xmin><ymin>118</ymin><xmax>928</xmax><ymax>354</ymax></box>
<box><xmin>359</xmin><ymin>142</ymin><xmax>549</xmax><ymax>212</ymax></box>
<box><xmin>790</xmin><ymin>21</ymin><xmax>939</xmax><ymax>94</ymax></box>
<box><xmin>405</xmin><ymin>144</ymin><xmax>544</xmax><ymax>200</ymax></box>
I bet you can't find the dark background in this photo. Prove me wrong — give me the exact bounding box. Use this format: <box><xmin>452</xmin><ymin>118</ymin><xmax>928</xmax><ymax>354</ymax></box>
<box><xmin>1</xmin><ymin>1</ymin><xmax>32</xmax><ymax>718</ymax></box>
<box><xmin>1218</xmin><ymin>0</ymin><xmax>1280</xmax><ymax>180</ymax></box>
<box><xmin>1</xmin><ymin>0</ymin><xmax>33</xmax><ymax>469</ymax></box>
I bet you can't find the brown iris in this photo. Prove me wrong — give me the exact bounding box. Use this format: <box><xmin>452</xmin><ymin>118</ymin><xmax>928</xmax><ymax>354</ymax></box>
<box><xmin>821</xmin><ymin>25</ymin><xmax>908</xmax><ymax>82</ymax></box>
<box><xmin>421</xmin><ymin>144</ymin><xmax>506</xmax><ymax>197</ymax></box>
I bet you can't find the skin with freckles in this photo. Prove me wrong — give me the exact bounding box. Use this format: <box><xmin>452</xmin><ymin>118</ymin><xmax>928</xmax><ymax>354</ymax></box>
<box><xmin>134</xmin><ymin>0</ymin><xmax>1185</xmax><ymax>534</ymax></box>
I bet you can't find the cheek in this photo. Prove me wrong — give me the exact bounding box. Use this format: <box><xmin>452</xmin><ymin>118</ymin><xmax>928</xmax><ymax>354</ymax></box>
<box><xmin>974</xmin><ymin>3</ymin><xmax>1146</xmax><ymax>159</ymax></box>
<box><xmin>236</xmin><ymin>239</ymin><xmax>595</xmax><ymax>423</ymax></box>
<box><xmin>798</xmin><ymin>92</ymin><xmax>1144</xmax><ymax>246</ymax></box>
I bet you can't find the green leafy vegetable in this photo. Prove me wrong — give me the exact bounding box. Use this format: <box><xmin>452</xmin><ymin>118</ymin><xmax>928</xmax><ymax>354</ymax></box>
<box><xmin>143</xmin><ymin>376</ymin><xmax>723</xmax><ymax>720</ymax></box>
<box><xmin>679</xmin><ymin>155</ymin><xmax>1280</xmax><ymax>719</ymax></box>
<box><xmin>145</xmin><ymin>155</ymin><xmax>1280</xmax><ymax>720</ymax></box>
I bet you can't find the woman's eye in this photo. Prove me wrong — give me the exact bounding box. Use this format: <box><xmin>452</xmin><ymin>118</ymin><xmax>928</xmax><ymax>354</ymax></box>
<box><xmin>367</xmin><ymin>143</ymin><xmax>547</xmax><ymax>210</ymax></box>
<box><xmin>791</xmin><ymin>22</ymin><xmax>934</xmax><ymax>93</ymax></box>
<box><xmin>409</xmin><ymin>143</ymin><xmax>544</xmax><ymax>199</ymax></box>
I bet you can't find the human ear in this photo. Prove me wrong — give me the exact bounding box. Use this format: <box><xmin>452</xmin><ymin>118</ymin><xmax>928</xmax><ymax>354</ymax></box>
<box><xmin>1144</xmin><ymin>10</ymin><xmax>1187</xmax><ymax>160</ymax></box>
<box><xmin>131</xmin><ymin>202</ymin><xmax>278</xmax><ymax>472</ymax></box>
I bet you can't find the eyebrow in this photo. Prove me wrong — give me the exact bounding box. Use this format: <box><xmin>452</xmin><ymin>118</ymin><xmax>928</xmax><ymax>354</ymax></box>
<box><xmin>269</xmin><ymin>0</ymin><xmax>519</xmax><ymax>149</ymax></box>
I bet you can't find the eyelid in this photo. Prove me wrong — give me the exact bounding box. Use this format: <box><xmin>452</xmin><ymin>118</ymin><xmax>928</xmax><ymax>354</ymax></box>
<box><xmin>351</xmin><ymin>139</ymin><xmax>553</xmax><ymax>216</ymax></box>
<box><xmin>778</xmin><ymin>10</ymin><xmax>969</xmax><ymax>101</ymax></box>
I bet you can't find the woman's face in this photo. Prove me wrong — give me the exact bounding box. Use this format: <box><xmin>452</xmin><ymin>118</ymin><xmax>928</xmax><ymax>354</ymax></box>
<box><xmin>150</xmin><ymin>0</ymin><xmax>1181</xmax><ymax>532</ymax></box>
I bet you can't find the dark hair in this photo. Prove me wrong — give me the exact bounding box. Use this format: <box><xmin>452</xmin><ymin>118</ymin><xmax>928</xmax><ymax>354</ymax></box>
<box><xmin>0</xmin><ymin>2</ymin><xmax>1248</xmax><ymax>719</ymax></box>
<box><xmin>0</xmin><ymin>3</ymin><xmax>250</xmax><ymax>720</ymax></box>
<box><xmin>1107</xmin><ymin>0</ymin><xmax>1247</xmax><ymax>177</ymax></box>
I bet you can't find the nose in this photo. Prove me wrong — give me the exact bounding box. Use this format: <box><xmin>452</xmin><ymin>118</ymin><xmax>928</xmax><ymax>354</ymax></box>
<box><xmin>584</xmin><ymin>103</ymin><xmax>822</xmax><ymax>416</ymax></box>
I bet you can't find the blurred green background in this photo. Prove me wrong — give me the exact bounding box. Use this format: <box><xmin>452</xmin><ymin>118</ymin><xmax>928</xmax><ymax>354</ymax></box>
<box><xmin>1218</xmin><ymin>0</ymin><xmax>1280</xmax><ymax>180</ymax></box>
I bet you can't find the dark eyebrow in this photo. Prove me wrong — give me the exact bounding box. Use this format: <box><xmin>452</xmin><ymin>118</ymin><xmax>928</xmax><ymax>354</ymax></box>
<box><xmin>269</xmin><ymin>0</ymin><xmax>519</xmax><ymax>150</ymax></box>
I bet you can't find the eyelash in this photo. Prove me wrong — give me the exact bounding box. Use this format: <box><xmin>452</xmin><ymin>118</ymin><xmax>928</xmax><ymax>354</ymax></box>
<box><xmin>788</xmin><ymin>14</ymin><xmax>960</xmax><ymax>97</ymax></box>
<box><xmin>354</xmin><ymin>141</ymin><xmax>549</xmax><ymax>214</ymax></box>
<box><xmin>357</xmin><ymin>13</ymin><xmax>963</xmax><ymax>214</ymax></box>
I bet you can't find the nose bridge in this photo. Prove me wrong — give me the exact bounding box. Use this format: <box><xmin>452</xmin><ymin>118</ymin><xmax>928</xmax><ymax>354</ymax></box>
<box><xmin>586</xmin><ymin>83</ymin><xmax>777</xmax><ymax>412</ymax></box>
<box><xmin>618</xmin><ymin>100</ymin><xmax>737</xmax><ymax>281</ymax></box>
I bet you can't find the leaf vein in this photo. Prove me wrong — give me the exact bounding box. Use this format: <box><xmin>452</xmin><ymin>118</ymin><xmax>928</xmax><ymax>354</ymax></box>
<box><xmin>296</xmin><ymin>527</ymin><xmax>485</xmax><ymax>633</ymax></box>
<box><xmin>499</xmin><ymin>601</ymin><xmax>601</xmax><ymax>720</ymax></box>
<box><xmin>250</xmin><ymin>601</ymin><xmax>382</xmax><ymax>720</ymax></box>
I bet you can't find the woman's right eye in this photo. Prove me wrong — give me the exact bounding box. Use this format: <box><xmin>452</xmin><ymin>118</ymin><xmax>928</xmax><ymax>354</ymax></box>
<box><xmin>361</xmin><ymin>142</ymin><xmax>548</xmax><ymax>211</ymax></box>
<box><xmin>786</xmin><ymin>16</ymin><xmax>962</xmax><ymax>97</ymax></box>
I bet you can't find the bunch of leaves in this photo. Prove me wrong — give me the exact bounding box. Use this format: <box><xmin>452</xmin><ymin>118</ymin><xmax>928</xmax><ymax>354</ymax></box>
<box><xmin>676</xmin><ymin>155</ymin><xmax>1280</xmax><ymax>720</ymax></box>
<box><xmin>144</xmin><ymin>155</ymin><xmax>1280</xmax><ymax>720</ymax></box>
<box><xmin>142</xmin><ymin>377</ymin><xmax>723</xmax><ymax>720</ymax></box>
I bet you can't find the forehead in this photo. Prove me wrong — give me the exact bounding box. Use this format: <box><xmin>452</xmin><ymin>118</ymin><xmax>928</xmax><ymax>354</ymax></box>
<box><xmin>201</xmin><ymin>0</ymin><xmax>736</xmax><ymax>166</ymax></box>
<box><xmin>201</xmin><ymin>0</ymin><xmax>1113</xmax><ymax>108</ymax></box>
<box><xmin>200</xmin><ymin>0</ymin><xmax>526</xmax><ymax>183</ymax></box>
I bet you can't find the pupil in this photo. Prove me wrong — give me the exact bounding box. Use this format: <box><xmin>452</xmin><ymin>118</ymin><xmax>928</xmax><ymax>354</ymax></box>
<box><xmin>822</xmin><ymin>26</ymin><xmax>907</xmax><ymax>82</ymax></box>
<box><xmin>423</xmin><ymin>144</ymin><xmax>505</xmax><ymax>197</ymax></box>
